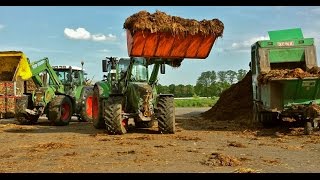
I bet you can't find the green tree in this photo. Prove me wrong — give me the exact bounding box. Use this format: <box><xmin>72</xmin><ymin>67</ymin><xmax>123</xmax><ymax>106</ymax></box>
<box><xmin>157</xmin><ymin>84</ymin><xmax>170</xmax><ymax>94</ymax></box>
<box><xmin>226</xmin><ymin>70</ymin><xmax>237</xmax><ymax>84</ymax></box>
<box><xmin>185</xmin><ymin>85</ymin><xmax>194</xmax><ymax>97</ymax></box>
<box><xmin>217</xmin><ymin>71</ymin><xmax>228</xmax><ymax>83</ymax></box>
<box><xmin>196</xmin><ymin>71</ymin><xmax>216</xmax><ymax>97</ymax></box>
<box><xmin>237</xmin><ymin>69</ymin><xmax>248</xmax><ymax>81</ymax></box>
<box><xmin>216</xmin><ymin>81</ymin><xmax>231</xmax><ymax>95</ymax></box>
<box><xmin>194</xmin><ymin>83</ymin><xmax>205</xmax><ymax>97</ymax></box>
<box><xmin>175</xmin><ymin>84</ymin><xmax>184</xmax><ymax>97</ymax></box>
<box><xmin>168</xmin><ymin>84</ymin><xmax>176</xmax><ymax>95</ymax></box>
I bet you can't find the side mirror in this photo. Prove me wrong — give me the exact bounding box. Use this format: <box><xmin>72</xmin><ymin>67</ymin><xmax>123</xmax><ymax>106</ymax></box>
<box><xmin>160</xmin><ymin>63</ymin><xmax>165</xmax><ymax>74</ymax></box>
<box><xmin>102</xmin><ymin>60</ymin><xmax>108</xmax><ymax>72</ymax></box>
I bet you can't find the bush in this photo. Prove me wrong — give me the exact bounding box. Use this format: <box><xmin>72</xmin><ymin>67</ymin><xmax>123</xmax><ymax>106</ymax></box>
<box><xmin>174</xmin><ymin>97</ymin><xmax>219</xmax><ymax>107</ymax></box>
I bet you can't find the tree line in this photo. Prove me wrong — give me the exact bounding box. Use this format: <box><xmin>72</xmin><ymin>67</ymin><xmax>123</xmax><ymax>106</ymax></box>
<box><xmin>157</xmin><ymin>69</ymin><xmax>248</xmax><ymax>98</ymax></box>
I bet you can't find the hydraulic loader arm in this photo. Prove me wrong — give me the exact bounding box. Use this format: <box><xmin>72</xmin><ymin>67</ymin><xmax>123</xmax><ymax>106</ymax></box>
<box><xmin>149</xmin><ymin>63</ymin><xmax>160</xmax><ymax>86</ymax></box>
<box><xmin>30</xmin><ymin>57</ymin><xmax>64</xmax><ymax>93</ymax></box>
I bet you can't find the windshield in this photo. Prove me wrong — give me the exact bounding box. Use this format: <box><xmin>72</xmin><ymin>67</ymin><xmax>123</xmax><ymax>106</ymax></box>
<box><xmin>131</xmin><ymin>57</ymin><xmax>148</xmax><ymax>82</ymax></box>
<box><xmin>51</xmin><ymin>70</ymin><xmax>71</xmax><ymax>85</ymax></box>
<box><xmin>118</xmin><ymin>58</ymin><xmax>130</xmax><ymax>72</ymax></box>
<box><xmin>51</xmin><ymin>69</ymin><xmax>82</xmax><ymax>85</ymax></box>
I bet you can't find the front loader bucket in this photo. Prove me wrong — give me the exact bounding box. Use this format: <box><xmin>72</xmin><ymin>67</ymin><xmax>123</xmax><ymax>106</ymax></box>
<box><xmin>124</xmin><ymin>10</ymin><xmax>224</xmax><ymax>59</ymax></box>
<box><xmin>126</xmin><ymin>30</ymin><xmax>218</xmax><ymax>59</ymax></box>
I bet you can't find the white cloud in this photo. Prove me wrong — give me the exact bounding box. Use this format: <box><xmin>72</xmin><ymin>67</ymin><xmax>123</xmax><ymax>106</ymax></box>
<box><xmin>64</xmin><ymin>28</ymin><xmax>91</xmax><ymax>40</ymax></box>
<box><xmin>229</xmin><ymin>36</ymin><xmax>269</xmax><ymax>52</ymax></box>
<box><xmin>0</xmin><ymin>24</ymin><xmax>5</xmax><ymax>30</ymax></box>
<box><xmin>64</xmin><ymin>27</ymin><xmax>116</xmax><ymax>42</ymax></box>
<box><xmin>92</xmin><ymin>33</ymin><xmax>116</xmax><ymax>41</ymax></box>
<box><xmin>92</xmin><ymin>34</ymin><xmax>107</xmax><ymax>41</ymax></box>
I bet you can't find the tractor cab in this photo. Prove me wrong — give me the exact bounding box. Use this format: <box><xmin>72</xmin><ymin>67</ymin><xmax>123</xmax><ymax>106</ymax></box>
<box><xmin>129</xmin><ymin>57</ymin><xmax>148</xmax><ymax>82</ymax></box>
<box><xmin>52</xmin><ymin>66</ymin><xmax>85</xmax><ymax>86</ymax></box>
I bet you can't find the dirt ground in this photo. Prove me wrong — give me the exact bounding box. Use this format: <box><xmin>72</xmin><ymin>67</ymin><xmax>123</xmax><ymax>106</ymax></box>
<box><xmin>0</xmin><ymin>107</ymin><xmax>320</xmax><ymax>173</ymax></box>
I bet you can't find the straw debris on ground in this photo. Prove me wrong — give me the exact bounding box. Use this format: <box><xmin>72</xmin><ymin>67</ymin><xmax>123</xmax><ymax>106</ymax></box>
<box><xmin>201</xmin><ymin>152</ymin><xmax>242</xmax><ymax>167</ymax></box>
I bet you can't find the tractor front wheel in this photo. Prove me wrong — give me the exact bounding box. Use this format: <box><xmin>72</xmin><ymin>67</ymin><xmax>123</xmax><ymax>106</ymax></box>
<box><xmin>104</xmin><ymin>96</ymin><xmax>127</xmax><ymax>135</ymax></box>
<box><xmin>15</xmin><ymin>95</ymin><xmax>39</xmax><ymax>125</ymax></box>
<box><xmin>79</xmin><ymin>87</ymin><xmax>94</xmax><ymax>122</ymax></box>
<box><xmin>92</xmin><ymin>86</ymin><xmax>106</xmax><ymax>129</ymax></box>
<box><xmin>48</xmin><ymin>95</ymin><xmax>73</xmax><ymax>126</ymax></box>
<box><xmin>156</xmin><ymin>96</ymin><xmax>175</xmax><ymax>134</ymax></box>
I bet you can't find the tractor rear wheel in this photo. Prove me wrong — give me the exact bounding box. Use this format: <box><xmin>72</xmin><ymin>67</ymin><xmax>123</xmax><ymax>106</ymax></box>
<box><xmin>156</xmin><ymin>96</ymin><xmax>175</xmax><ymax>134</ymax></box>
<box><xmin>15</xmin><ymin>95</ymin><xmax>39</xmax><ymax>125</ymax></box>
<box><xmin>104</xmin><ymin>96</ymin><xmax>127</xmax><ymax>135</ymax></box>
<box><xmin>48</xmin><ymin>95</ymin><xmax>73</xmax><ymax>126</ymax></box>
<box><xmin>79</xmin><ymin>87</ymin><xmax>94</xmax><ymax>122</ymax></box>
<box><xmin>92</xmin><ymin>86</ymin><xmax>106</xmax><ymax>129</ymax></box>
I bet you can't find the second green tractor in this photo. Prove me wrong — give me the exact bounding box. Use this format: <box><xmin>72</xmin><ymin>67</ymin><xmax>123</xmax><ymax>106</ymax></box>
<box><xmin>16</xmin><ymin>58</ymin><xmax>93</xmax><ymax>125</ymax></box>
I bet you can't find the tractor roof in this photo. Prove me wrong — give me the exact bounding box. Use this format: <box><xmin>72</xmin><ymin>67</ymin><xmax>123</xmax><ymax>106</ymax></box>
<box><xmin>52</xmin><ymin>65</ymin><xmax>83</xmax><ymax>71</ymax></box>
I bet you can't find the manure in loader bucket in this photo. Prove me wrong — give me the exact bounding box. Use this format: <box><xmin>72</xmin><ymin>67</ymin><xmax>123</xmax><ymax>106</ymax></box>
<box><xmin>92</xmin><ymin>10</ymin><xmax>224</xmax><ymax>135</ymax></box>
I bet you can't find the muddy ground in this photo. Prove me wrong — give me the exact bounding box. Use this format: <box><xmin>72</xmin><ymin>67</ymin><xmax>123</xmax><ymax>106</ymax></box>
<box><xmin>0</xmin><ymin>107</ymin><xmax>320</xmax><ymax>173</ymax></box>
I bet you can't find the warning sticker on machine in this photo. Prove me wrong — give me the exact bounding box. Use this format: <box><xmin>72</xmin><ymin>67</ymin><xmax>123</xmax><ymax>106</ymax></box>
<box><xmin>277</xmin><ymin>41</ymin><xmax>294</xmax><ymax>46</ymax></box>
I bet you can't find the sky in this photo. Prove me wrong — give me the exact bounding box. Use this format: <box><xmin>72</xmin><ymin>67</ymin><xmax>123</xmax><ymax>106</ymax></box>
<box><xmin>1</xmin><ymin>6</ymin><xmax>320</xmax><ymax>85</ymax></box>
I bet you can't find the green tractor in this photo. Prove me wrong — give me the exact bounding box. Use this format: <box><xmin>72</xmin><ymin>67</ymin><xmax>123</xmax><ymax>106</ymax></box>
<box><xmin>91</xmin><ymin>11</ymin><xmax>224</xmax><ymax>135</ymax></box>
<box><xmin>92</xmin><ymin>57</ymin><xmax>177</xmax><ymax>135</ymax></box>
<box><xmin>15</xmin><ymin>57</ymin><xmax>93</xmax><ymax>125</ymax></box>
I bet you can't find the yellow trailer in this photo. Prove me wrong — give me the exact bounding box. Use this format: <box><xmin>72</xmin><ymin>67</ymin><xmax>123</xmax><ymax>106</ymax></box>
<box><xmin>0</xmin><ymin>51</ymin><xmax>33</xmax><ymax>118</ymax></box>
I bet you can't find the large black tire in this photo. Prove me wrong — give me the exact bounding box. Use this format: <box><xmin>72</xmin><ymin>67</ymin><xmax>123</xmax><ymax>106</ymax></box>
<box><xmin>252</xmin><ymin>102</ymin><xmax>260</xmax><ymax>125</ymax></box>
<box><xmin>92</xmin><ymin>86</ymin><xmax>105</xmax><ymax>129</ymax></box>
<box><xmin>304</xmin><ymin>121</ymin><xmax>313</xmax><ymax>135</ymax></box>
<box><xmin>15</xmin><ymin>95</ymin><xmax>39</xmax><ymax>125</ymax></box>
<box><xmin>260</xmin><ymin>112</ymin><xmax>279</xmax><ymax>128</ymax></box>
<box><xmin>104</xmin><ymin>96</ymin><xmax>127</xmax><ymax>135</ymax></box>
<box><xmin>48</xmin><ymin>95</ymin><xmax>73</xmax><ymax>126</ymax></box>
<box><xmin>156</xmin><ymin>96</ymin><xmax>175</xmax><ymax>134</ymax></box>
<box><xmin>79</xmin><ymin>87</ymin><xmax>94</xmax><ymax>122</ymax></box>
